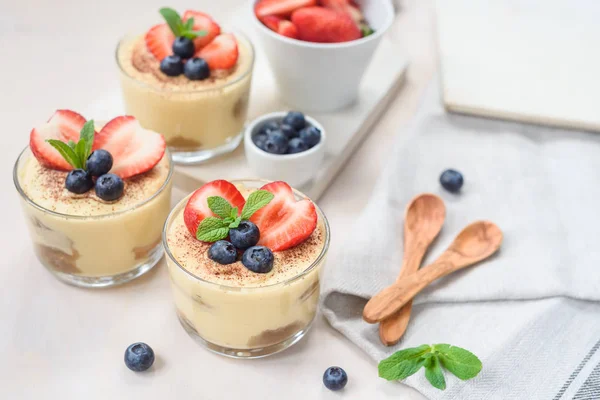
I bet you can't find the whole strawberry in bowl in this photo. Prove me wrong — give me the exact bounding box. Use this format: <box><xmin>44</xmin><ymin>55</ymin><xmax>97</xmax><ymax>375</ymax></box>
<box><xmin>250</xmin><ymin>0</ymin><xmax>394</xmax><ymax>112</ymax></box>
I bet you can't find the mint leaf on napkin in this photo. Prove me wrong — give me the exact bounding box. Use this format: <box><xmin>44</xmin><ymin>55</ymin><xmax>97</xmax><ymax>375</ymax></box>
<box><xmin>379</xmin><ymin>343</ymin><xmax>482</xmax><ymax>391</ymax></box>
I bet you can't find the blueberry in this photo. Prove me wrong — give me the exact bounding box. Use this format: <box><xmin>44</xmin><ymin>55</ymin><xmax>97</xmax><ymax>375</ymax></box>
<box><xmin>230</xmin><ymin>221</ymin><xmax>260</xmax><ymax>250</ymax></box>
<box><xmin>282</xmin><ymin>111</ymin><xmax>306</xmax><ymax>131</ymax></box>
<box><xmin>95</xmin><ymin>173</ymin><xmax>124</xmax><ymax>201</ymax></box>
<box><xmin>253</xmin><ymin>133</ymin><xmax>268</xmax><ymax>150</ymax></box>
<box><xmin>124</xmin><ymin>342</ymin><xmax>155</xmax><ymax>372</ymax></box>
<box><xmin>258</xmin><ymin>121</ymin><xmax>280</xmax><ymax>136</ymax></box>
<box><xmin>184</xmin><ymin>57</ymin><xmax>210</xmax><ymax>81</ymax></box>
<box><xmin>208</xmin><ymin>240</ymin><xmax>237</xmax><ymax>265</ymax></box>
<box><xmin>65</xmin><ymin>169</ymin><xmax>94</xmax><ymax>194</ymax></box>
<box><xmin>86</xmin><ymin>149</ymin><xmax>113</xmax><ymax>177</ymax></box>
<box><xmin>323</xmin><ymin>367</ymin><xmax>348</xmax><ymax>391</ymax></box>
<box><xmin>440</xmin><ymin>169</ymin><xmax>464</xmax><ymax>193</ymax></box>
<box><xmin>263</xmin><ymin>130</ymin><xmax>289</xmax><ymax>154</ymax></box>
<box><xmin>280</xmin><ymin>123</ymin><xmax>298</xmax><ymax>139</ymax></box>
<box><xmin>287</xmin><ymin>138</ymin><xmax>308</xmax><ymax>154</ymax></box>
<box><xmin>160</xmin><ymin>55</ymin><xmax>183</xmax><ymax>77</ymax></box>
<box><xmin>172</xmin><ymin>36</ymin><xmax>195</xmax><ymax>59</ymax></box>
<box><xmin>299</xmin><ymin>126</ymin><xmax>321</xmax><ymax>147</ymax></box>
<box><xmin>242</xmin><ymin>246</ymin><xmax>274</xmax><ymax>273</ymax></box>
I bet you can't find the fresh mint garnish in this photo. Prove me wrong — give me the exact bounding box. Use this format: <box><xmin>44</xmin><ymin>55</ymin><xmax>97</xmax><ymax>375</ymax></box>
<box><xmin>159</xmin><ymin>7</ymin><xmax>207</xmax><ymax>39</ymax></box>
<box><xmin>47</xmin><ymin>120</ymin><xmax>95</xmax><ymax>170</ymax></box>
<box><xmin>196</xmin><ymin>190</ymin><xmax>274</xmax><ymax>242</ymax></box>
<box><xmin>378</xmin><ymin>344</ymin><xmax>481</xmax><ymax>391</ymax></box>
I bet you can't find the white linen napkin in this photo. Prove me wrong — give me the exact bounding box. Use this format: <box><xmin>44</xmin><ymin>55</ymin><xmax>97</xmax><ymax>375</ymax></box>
<box><xmin>320</xmin><ymin>80</ymin><xmax>600</xmax><ymax>399</ymax></box>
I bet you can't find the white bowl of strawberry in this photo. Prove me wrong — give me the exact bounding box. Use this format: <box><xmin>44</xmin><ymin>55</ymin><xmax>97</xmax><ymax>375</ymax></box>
<box><xmin>251</xmin><ymin>0</ymin><xmax>395</xmax><ymax>111</ymax></box>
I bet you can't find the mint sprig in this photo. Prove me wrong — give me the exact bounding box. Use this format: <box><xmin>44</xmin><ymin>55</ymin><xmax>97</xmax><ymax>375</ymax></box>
<box><xmin>196</xmin><ymin>190</ymin><xmax>274</xmax><ymax>242</ymax></box>
<box><xmin>47</xmin><ymin>120</ymin><xmax>95</xmax><ymax>170</ymax></box>
<box><xmin>378</xmin><ymin>344</ymin><xmax>482</xmax><ymax>391</ymax></box>
<box><xmin>159</xmin><ymin>7</ymin><xmax>207</xmax><ymax>39</ymax></box>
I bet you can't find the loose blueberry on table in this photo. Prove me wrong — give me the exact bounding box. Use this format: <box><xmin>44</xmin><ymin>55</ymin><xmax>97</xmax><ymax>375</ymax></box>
<box><xmin>323</xmin><ymin>366</ymin><xmax>348</xmax><ymax>391</ymax></box>
<box><xmin>124</xmin><ymin>342</ymin><xmax>155</xmax><ymax>372</ymax></box>
<box><xmin>252</xmin><ymin>111</ymin><xmax>321</xmax><ymax>155</ymax></box>
<box><xmin>146</xmin><ymin>8</ymin><xmax>239</xmax><ymax>80</ymax></box>
<box><xmin>440</xmin><ymin>169</ymin><xmax>464</xmax><ymax>193</ymax></box>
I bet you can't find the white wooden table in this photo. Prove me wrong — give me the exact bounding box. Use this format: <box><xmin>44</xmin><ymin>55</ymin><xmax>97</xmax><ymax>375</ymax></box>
<box><xmin>1</xmin><ymin>0</ymin><xmax>435</xmax><ymax>398</ymax></box>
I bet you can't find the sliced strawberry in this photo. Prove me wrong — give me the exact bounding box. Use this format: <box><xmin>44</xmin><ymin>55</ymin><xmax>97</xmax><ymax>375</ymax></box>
<box><xmin>320</xmin><ymin>0</ymin><xmax>364</xmax><ymax>23</ymax></box>
<box><xmin>198</xmin><ymin>34</ymin><xmax>239</xmax><ymax>70</ymax></box>
<box><xmin>145</xmin><ymin>24</ymin><xmax>174</xmax><ymax>61</ymax></box>
<box><xmin>183</xmin><ymin>180</ymin><xmax>246</xmax><ymax>237</ymax></box>
<box><xmin>260</xmin><ymin>15</ymin><xmax>284</xmax><ymax>32</ymax></box>
<box><xmin>254</xmin><ymin>0</ymin><xmax>317</xmax><ymax>18</ymax></box>
<box><xmin>292</xmin><ymin>6</ymin><xmax>361</xmax><ymax>43</ymax></box>
<box><xmin>278</xmin><ymin>20</ymin><xmax>299</xmax><ymax>39</ymax></box>
<box><xmin>94</xmin><ymin>116</ymin><xmax>165</xmax><ymax>179</ymax></box>
<box><xmin>250</xmin><ymin>181</ymin><xmax>318</xmax><ymax>251</ymax></box>
<box><xmin>183</xmin><ymin>10</ymin><xmax>221</xmax><ymax>51</ymax></box>
<box><xmin>29</xmin><ymin>110</ymin><xmax>88</xmax><ymax>171</ymax></box>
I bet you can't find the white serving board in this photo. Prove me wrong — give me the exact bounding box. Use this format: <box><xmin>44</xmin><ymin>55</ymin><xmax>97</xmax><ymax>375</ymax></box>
<box><xmin>436</xmin><ymin>0</ymin><xmax>600</xmax><ymax>132</ymax></box>
<box><xmin>86</xmin><ymin>5</ymin><xmax>407</xmax><ymax>200</ymax></box>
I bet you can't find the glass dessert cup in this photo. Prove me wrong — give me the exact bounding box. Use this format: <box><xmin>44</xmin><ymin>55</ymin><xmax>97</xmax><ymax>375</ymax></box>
<box><xmin>115</xmin><ymin>32</ymin><xmax>255</xmax><ymax>165</ymax></box>
<box><xmin>163</xmin><ymin>179</ymin><xmax>330</xmax><ymax>358</ymax></box>
<box><xmin>13</xmin><ymin>147</ymin><xmax>174</xmax><ymax>288</ymax></box>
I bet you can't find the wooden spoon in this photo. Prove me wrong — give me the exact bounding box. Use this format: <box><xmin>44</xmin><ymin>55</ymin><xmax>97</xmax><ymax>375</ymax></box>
<box><xmin>379</xmin><ymin>194</ymin><xmax>446</xmax><ymax>346</ymax></box>
<box><xmin>364</xmin><ymin>221</ymin><xmax>503</xmax><ymax>324</ymax></box>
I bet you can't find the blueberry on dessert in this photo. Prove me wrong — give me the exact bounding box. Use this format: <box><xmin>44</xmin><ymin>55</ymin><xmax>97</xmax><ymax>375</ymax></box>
<box><xmin>145</xmin><ymin>8</ymin><xmax>239</xmax><ymax>80</ymax></box>
<box><xmin>65</xmin><ymin>169</ymin><xmax>94</xmax><ymax>194</ymax></box>
<box><xmin>229</xmin><ymin>221</ymin><xmax>260</xmax><ymax>250</ymax></box>
<box><xmin>86</xmin><ymin>149</ymin><xmax>113</xmax><ymax>177</ymax></box>
<box><xmin>440</xmin><ymin>169</ymin><xmax>464</xmax><ymax>193</ymax></box>
<box><xmin>287</xmin><ymin>138</ymin><xmax>308</xmax><ymax>154</ymax></box>
<box><xmin>263</xmin><ymin>130</ymin><xmax>289</xmax><ymax>154</ymax></box>
<box><xmin>282</xmin><ymin>111</ymin><xmax>306</xmax><ymax>131</ymax></box>
<box><xmin>242</xmin><ymin>246</ymin><xmax>274</xmax><ymax>273</ymax></box>
<box><xmin>124</xmin><ymin>342</ymin><xmax>155</xmax><ymax>372</ymax></box>
<box><xmin>172</xmin><ymin>36</ymin><xmax>195</xmax><ymax>59</ymax></box>
<box><xmin>299</xmin><ymin>126</ymin><xmax>321</xmax><ymax>148</ymax></box>
<box><xmin>95</xmin><ymin>174</ymin><xmax>125</xmax><ymax>202</ymax></box>
<box><xmin>160</xmin><ymin>55</ymin><xmax>184</xmax><ymax>77</ymax></box>
<box><xmin>208</xmin><ymin>240</ymin><xmax>237</xmax><ymax>265</ymax></box>
<box><xmin>323</xmin><ymin>367</ymin><xmax>348</xmax><ymax>391</ymax></box>
<box><xmin>184</xmin><ymin>57</ymin><xmax>210</xmax><ymax>81</ymax></box>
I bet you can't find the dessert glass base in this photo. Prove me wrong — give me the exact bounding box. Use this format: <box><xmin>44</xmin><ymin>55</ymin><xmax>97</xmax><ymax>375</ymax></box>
<box><xmin>170</xmin><ymin>131</ymin><xmax>244</xmax><ymax>165</ymax></box>
<box><xmin>177</xmin><ymin>311</ymin><xmax>315</xmax><ymax>359</ymax></box>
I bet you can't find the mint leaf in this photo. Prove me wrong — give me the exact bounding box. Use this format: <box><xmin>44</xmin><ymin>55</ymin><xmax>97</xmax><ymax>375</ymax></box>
<box><xmin>67</xmin><ymin>140</ymin><xmax>77</xmax><ymax>150</ymax></box>
<box><xmin>230</xmin><ymin>207</ymin><xmax>239</xmax><ymax>219</ymax></box>
<box><xmin>74</xmin><ymin>139</ymin><xmax>87</xmax><ymax>169</ymax></box>
<box><xmin>241</xmin><ymin>190</ymin><xmax>274</xmax><ymax>220</ymax></box>
<box><xmin>80</xmin><ymin>119</ymin><xmax>95</xmax><ymax>161</ymax></box>
<box><xmin>186</xmin><ymin>30</ymin><xmax>207</xmax><ymax>38</ymax></box>
<box><xmin>229</xmin><ymin>216</ymin><xmax>242</xmax><ymax>229</ymax></box>
<box><xmin>46</xmin><ymin>139</ymin><xmax>81</xmax><ymax>169</ymax></box>
<box><xmin>159</xmin><ymin>7</ymin><xmax>184</xmax><ymax>36</ymax></box>
<box><xmin>434</xmin><ymin>344</ymin><xmax>482</xmax><ymax>380</ymax></box>
<box><xmin>378</xmin><ymin>345</ymin><xmax>431</xmax><ymax>381</ymax></box>
<box><xmin>424</xmin><ymin>355</ymin><xmax>446</xmax><ymax>390</ymax></box>
<box><xmin>207</xmin><ymin>196</ymin><xmax>233</xmax><ymax>219</ymax></box>
<box><xmin>185</xmin><ymin>17</ymin><xmax>194</xmax><ymax>30</ymax></box>
<box><xmin>196</xmin><ymin>217</ymin><xmax>230</xmax><ymax>242</ymax></box>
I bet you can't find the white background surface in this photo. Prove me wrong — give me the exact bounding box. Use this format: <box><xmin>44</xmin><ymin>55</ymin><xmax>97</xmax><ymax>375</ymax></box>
<box><xmin>1</xmin><ymin>0</ymin><xmax>436</xmax><ymax>398</ymax></box>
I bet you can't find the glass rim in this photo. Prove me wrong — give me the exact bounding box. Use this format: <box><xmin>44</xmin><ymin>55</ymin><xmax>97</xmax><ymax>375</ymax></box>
<box><xmin>115</xmin><ymin>30</ymin><xmax>256</xmax><ymax>94</ymax></box>
<box><xmin>162</xmin><ymin>179</ymin><xmax>331</xmax><ymax>291</ymax></box>
<box><xmin>13</xmin><ymin>146</ymin><xmax>174</xmax><ymax>220</ymax></box>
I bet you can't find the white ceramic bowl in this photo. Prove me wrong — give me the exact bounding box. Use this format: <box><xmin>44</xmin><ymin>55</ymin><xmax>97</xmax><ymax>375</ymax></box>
<box><xmin>244</xmin><ymin>112</ymin><xmax>326</xmax><ymax>188</ymax></box>
<box><xmin>250</xmin><ymin>0</ymin><xmax>395</xmax><ymax>112</ymax></box>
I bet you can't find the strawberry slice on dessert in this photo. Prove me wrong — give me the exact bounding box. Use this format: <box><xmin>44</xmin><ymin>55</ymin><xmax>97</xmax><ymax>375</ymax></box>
<box><xmin>145</xmin><ymin>24</ymin><xmax>175</xmax><ymax>61</ymax></box>
<box><xmin>183</xmin><ymin>180</ymin><xmax>246</xmax><ymax>237</ymax></box>
<box><xmin>292</xmin><ymin>6</ymin><xmax>361</xmax><ymax>43</ymax></box>
<box><xmin>94</xmin><ymin>116</ymin><xmax>166</xmax><ymax>179</ymax></box>
<box><xmin>250</xmin><ymin>181</ymin><xmax>317</xmax><ymax>251</ymax></box>
<box><xmin>183</xmin><ymin>10</ymin><xmax>221</xmax><ymax>50</ymax></box>
<box><xmin>198</xmin><ymin>33</ymin><xmax>239</xmax><ymax>70</ymax></box>
<box><xmin>255</xmin><ymin>0</ymin><xmax>317</xmax><ymax>18</ymax></box>
<box><xmin>30</xmin><ymin>110</ymin><xmax>90</xmax><ymax>171</ymax></box>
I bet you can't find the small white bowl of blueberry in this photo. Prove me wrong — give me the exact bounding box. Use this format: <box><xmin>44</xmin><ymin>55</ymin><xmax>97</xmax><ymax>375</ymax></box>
<box><xmin>244</xmin><ymin>111</ymin><xmax>325</xmax><ymax>188</ymax></box>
